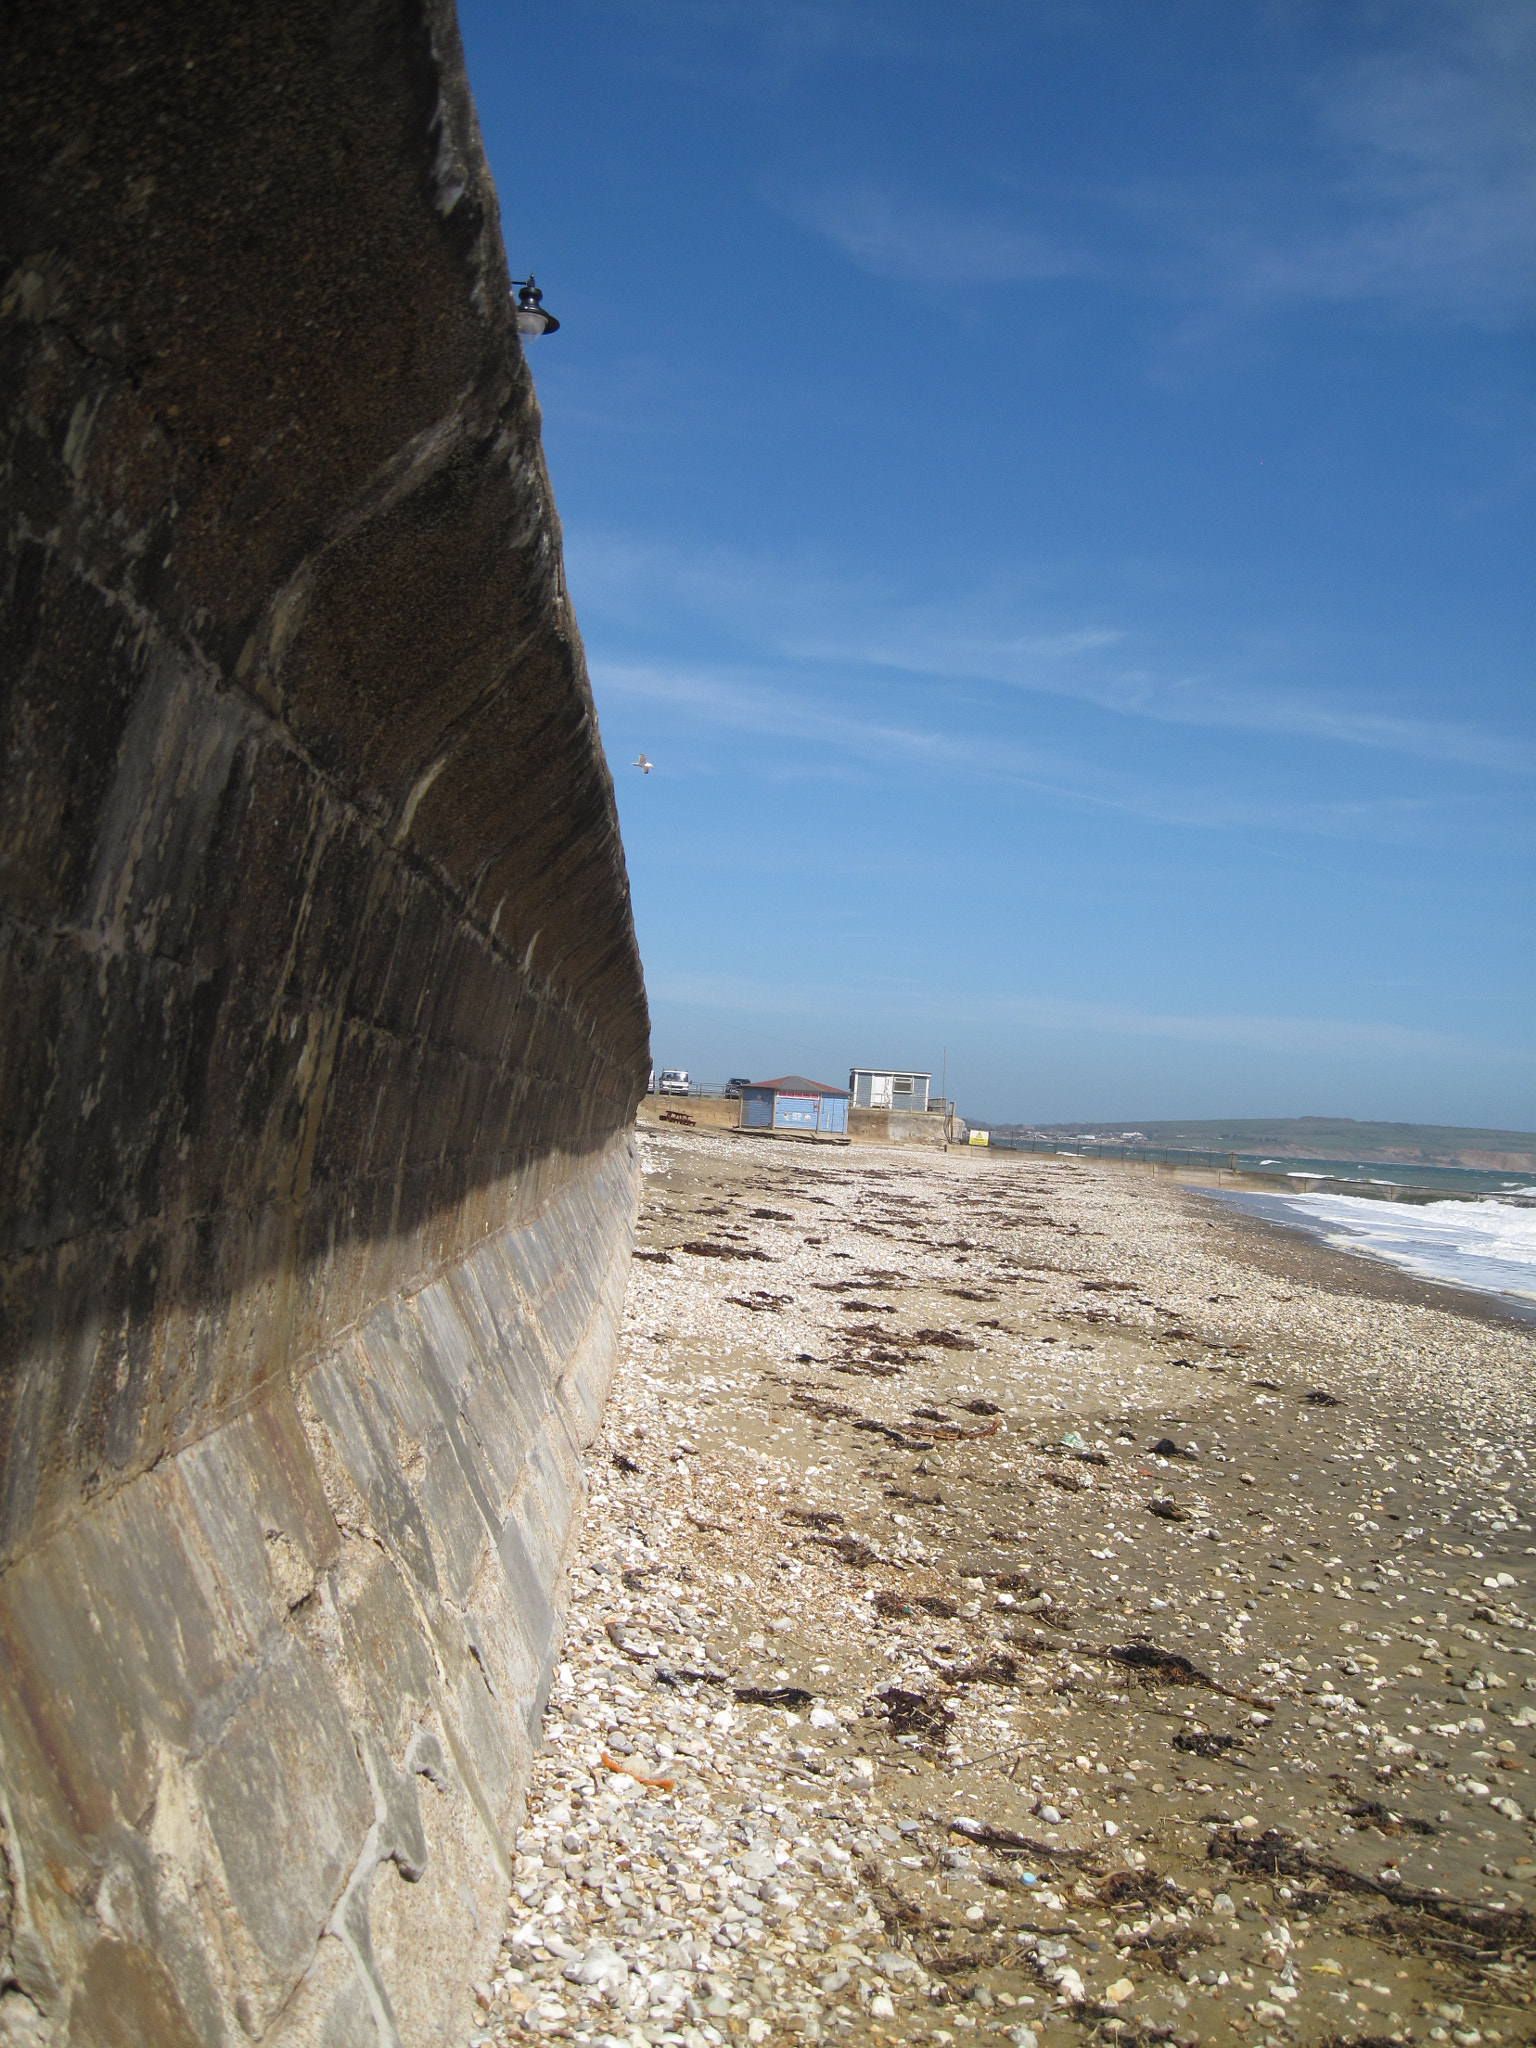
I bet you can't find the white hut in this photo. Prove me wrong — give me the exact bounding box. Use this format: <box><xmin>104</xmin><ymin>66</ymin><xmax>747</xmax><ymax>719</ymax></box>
<box><xmin>848</xmin><ymin>1068</ymin><xmax>931</xmax><ymax>1113</ymax></box>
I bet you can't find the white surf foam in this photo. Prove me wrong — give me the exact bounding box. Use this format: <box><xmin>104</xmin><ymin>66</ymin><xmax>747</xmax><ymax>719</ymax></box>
<box><xmin>1256</xmin><ymin>1192</ymin><xmax>1536</xmax><ymax>1305</ymax></box>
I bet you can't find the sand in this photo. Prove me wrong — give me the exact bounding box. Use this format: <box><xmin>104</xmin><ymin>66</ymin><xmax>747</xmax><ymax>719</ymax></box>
<box><xmin>467</xmin><ymin>1128</ymin><xmax>1536</xmax><ymax>2048</ymax></box>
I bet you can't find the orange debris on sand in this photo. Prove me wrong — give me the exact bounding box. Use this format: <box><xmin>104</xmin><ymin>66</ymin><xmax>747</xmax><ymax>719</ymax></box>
<box><xmin>600</xmin><ymin>1751</ymin><xmax>676</xmax><ymax>1792</ymax></box>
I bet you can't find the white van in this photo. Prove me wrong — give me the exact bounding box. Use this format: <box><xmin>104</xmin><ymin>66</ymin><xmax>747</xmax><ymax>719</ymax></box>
<box><xmin>657</xmin><ymin>1069</ymin><xmax>691</xmax><ymax>1096</ymax></box>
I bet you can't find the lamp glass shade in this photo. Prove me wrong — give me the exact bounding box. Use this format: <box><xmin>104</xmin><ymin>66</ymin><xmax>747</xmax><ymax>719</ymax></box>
<box><xmin>513</xmin><ymin>279</ymin><xmax>559</xmax><ymax>337</ymax></box>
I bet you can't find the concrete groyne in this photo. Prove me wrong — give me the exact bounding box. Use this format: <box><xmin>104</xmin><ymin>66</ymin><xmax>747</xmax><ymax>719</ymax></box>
<box><xmin>0</xmin><ymin>5</ymin><xmax>647</xmax><ymax>2040</ymax></box>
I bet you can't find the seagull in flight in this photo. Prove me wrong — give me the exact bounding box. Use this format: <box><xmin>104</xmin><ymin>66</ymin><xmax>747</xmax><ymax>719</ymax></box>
<box><xmin>632</xmin><ymin>754</ymin><xmax>652</xmax><ymax>774</ymax></box>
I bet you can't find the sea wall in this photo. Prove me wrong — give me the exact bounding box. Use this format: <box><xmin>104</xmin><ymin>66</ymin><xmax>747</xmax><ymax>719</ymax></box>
<box><xmin>0</xmin><ymin>4</ymin><xmax>647</xmax><ymax>2042</ymax></box>
<box><xmin>848</xmin><ymin>1109</ymin><xmax>959</xmax><ymax>1148</ymax></box>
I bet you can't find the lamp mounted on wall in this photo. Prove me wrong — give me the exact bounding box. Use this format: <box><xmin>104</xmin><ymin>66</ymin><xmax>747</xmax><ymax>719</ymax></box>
<box><xmin>511</xmin><ymin>275</ymin><xmax>560</xmax><ymax>337</ymax></box>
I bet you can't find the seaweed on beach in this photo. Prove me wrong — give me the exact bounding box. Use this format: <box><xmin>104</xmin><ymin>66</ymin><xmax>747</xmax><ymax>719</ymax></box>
<box><xmin>1342</xmin><ymin>1797</ymin><xmax>1437</xmax><ymax>1837</ymax></box>
<box><xmin>787</xmin><ymin>1388</ymin><xmax>858</xmax><ymax>1422</ymax></box>
<box><xmin>1097</xmin><ymin>1869</ymin><xmax>1173</xmax><ymax>1907</ymax></box>
<box><xmin>942</xmin><ymin>1815</ymin><xmax>1097</xmax><ymax>1866</ymax></box>
<box><xmin>1209</xmin><ymin>1829</ymin><xmax>1536</xmax><ymax>1953</ymax></box>
<box><xmin>812</xmin><ymin>1530</ymin><xmax>883</xmax><ymax>1568</ymax></box>
<box><xmin>1148</xmin><ymin>1497</ymin><xmax>1191</xmax><ymax>1521</ymax></box>
<box><xmin>876</xmin><ymin>1686</ymin><xmax>954</xmax><ymax>1744</ymax></box>
<box><xmin>1173</xmin><ymin>1729</ymin><xmax>1238</xmax><ymax>1758</ymax></box>
<box><xmin>1106</xmin><ymin>1641</ymin><xmax>1266</xmax><ymax>1705</ymax></box>
<box><xmin>1044</xmin><ymin>1469</ymin><xmax>1087</xmax><ymax>1493</ymax></box>
<box><xmin>948</xmin><ymin>1652</ymin><xmax>1019</xmax><ymax>1687</ymax></box>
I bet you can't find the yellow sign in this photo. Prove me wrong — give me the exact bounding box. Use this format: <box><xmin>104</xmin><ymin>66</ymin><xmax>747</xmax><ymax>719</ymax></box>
<box><xmin>969</xmin><ymin>1130</ymin><xmax>989</xmax><ymax>1146</ymax></box>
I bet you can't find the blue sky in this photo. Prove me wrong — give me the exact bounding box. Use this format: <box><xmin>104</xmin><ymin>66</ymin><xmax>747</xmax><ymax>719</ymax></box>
<box><xmin>458</xmin><ymin>0</ymin><xmax>1534</xmax><ymax>1129</ymax></box>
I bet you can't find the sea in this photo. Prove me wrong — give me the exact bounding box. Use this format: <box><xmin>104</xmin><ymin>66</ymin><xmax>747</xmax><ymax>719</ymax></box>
<box><xmin>992</xmin><ymin>1134</ymin><xmax>1536</xmax><ymax>1315</ymax></box>
<box><xmin>1210</xmin><ymin>1184</ymin><xmax>1536</xmax><ymax>1319</ymax></box>
<box><xmin>1238</xmin><ymin>1153</ymin><xmax>1532</xmax><ymax>1198</ymax></box>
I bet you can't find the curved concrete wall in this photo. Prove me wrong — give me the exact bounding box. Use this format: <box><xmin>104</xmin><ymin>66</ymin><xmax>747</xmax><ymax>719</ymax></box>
<box><xmin>0</xmin><ymin>5</ymin><xmax>647</xmax><ymax>2041</ymax></box>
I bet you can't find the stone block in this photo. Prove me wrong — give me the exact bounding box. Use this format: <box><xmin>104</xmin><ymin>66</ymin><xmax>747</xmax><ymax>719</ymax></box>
<box><xmin>195</xmin><ymin>1643</ymin><xmax>372</xmax><ymax>2018</ymax></box>
<box><xmin>258</xmin><ymin>1933</ymin><xmax>373</xmax><ymax>2048</ymax></box>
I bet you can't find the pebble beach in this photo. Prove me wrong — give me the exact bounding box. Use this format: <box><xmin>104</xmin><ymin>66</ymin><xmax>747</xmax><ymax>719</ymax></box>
<box><xmin>467</xmin><ymin>1125</ymin><xmax>1536</xmax><ymax>2048</ymax></box>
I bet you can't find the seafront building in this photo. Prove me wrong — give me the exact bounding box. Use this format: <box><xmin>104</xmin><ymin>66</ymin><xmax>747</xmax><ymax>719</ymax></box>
<box><xmin>849</xmin><ymin>1067</ymin><xmax>932</xmax><ymax>1112</ymax></box>
<box><xmin>738</xmin><ymin>1075</ymin><xmax>851</xmax><ymax>1135</ymax></box>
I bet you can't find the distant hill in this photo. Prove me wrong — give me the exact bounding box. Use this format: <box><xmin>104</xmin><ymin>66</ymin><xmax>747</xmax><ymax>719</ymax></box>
<box><xmin>989</xmin><ymin>1116</ymin><xmax>1536</xmax><ymax>1172</ymax></box>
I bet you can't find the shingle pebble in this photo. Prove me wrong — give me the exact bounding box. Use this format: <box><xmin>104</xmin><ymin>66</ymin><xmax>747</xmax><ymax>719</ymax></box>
<box><xmin>466</xmin><ymin>1129</ymin><xmax>1536</xmax><ymax>2046</ymax></box>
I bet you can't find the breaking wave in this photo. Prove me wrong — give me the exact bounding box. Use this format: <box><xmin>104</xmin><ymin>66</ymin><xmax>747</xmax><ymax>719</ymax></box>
<box><xmin>1215</xmin><ymin>1190</ymin><xmax>1536</xmax><ymax>1311</ymax></box>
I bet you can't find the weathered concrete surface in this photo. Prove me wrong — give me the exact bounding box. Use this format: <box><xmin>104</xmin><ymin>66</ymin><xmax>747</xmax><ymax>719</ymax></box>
<box><xmin>848</xmin><ymin>1107</ymin><xmax>960</xmax><ymax>1147</ymax></box>
<box><xmin>1</xmin><ymin>4</ymin><xmax>647</xmax><ymax>2040</ymax></box>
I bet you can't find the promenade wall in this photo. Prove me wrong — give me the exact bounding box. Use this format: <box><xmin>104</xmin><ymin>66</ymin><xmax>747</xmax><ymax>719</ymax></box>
<box><xmin>0</xmin><ymin>7</ymin><xmax>647</xmax><ymax>2041</ymax></box>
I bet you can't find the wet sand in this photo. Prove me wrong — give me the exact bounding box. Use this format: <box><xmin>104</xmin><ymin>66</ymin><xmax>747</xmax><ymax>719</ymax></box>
<box><xmin>469</xmin><ymin>1130</ymin><xmax>1536</xmax><ymax>2048</ymax></box>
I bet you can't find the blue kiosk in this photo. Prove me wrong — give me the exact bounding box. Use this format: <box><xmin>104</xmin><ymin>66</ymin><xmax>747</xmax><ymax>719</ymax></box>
<box><xmin>737</xmin><ymin>1075</ymin><xmax>850</xmax><ymax>1136</ymax></box>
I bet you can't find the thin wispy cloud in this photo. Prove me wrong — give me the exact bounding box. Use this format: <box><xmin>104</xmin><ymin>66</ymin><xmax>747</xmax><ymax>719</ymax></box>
<box><xmin>596</xmin><ymin>657</ymin><xmax>1451</xmax><ymax>842</ymax></box>
<box><xmin>597</xmin><ymin>659</ymin><xmax>1048</xmax><ymax>780</ymax></box>
<box><xmin>645</xmin><ymin>967</ymin><xmax>1521</xmax><ymax>1066</ymax></box>
<box><xmin>814</xmin><ymin>627</ymin><xmax>1536</xmax><ymax>775</ymax></box>
<box><xmin>784</xmin><ymin>186</ymin><xmax>1095</xmax><ymax>286</ymax></box>
<box><xmin>775</xmin><ymin>5</ymin><xmax>1536</xmax><ymax>326</ymax></box>
<box><xmin>1277</xmin><ymin>3</ymin><xmax>1536</xmax><ymax>321</ymax></box>
<box><xmin>573</xmin><ymin>532</ymin><xmax>1531</xmax><ymax>777</ymax></box>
